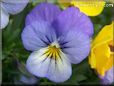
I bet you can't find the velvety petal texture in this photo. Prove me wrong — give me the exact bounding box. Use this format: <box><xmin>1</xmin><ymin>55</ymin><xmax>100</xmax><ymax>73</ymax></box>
<box><xmin>53</xmin><ymin>7</ymin><xmax>93</xmax><ymax>37</ymax></box>
<box><xmin>59</xmin><ymin>29</ymin><xmax>90</xmax><ymax>64</ymax></box>
<box><xmin>25</xmin><ymin>2</ymin><xmax>61</xmax><ymax>25</ymax></box>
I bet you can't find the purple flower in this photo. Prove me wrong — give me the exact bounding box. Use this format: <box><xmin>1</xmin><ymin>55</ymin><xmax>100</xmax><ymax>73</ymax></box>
<box><xmin>21</xmin><ymin>2</ymin><xmax>93</xmax><ymax>82</ymax></box>
<box><xmin>0</xmin><ymin>0</ymin><xmax>29</xmax><ymax>29</ymax></box>
<box><xmin>101</xmin><ymin>67</ymin><xmax>114</xmax><ymax>85</ymax></box>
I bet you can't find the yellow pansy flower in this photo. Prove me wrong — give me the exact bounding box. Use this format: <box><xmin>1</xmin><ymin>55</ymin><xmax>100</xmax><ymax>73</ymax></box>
<box><xmin>58</xmin><ymin>0</ymin><xmax>105</xmax><ymax>16</ymax></box>
<box><xmin>89</xmin><ymin>21</ymin><xmax>114</xmax><ymax>76</ymax></box>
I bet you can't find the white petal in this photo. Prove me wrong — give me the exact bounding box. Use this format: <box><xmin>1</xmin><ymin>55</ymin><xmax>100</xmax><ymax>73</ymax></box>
<box><xmin>46</xmin><ymin>51</ymin><xmax>72</xmax><ymax>82</ymax></box>
<box><xmin>0</xmin><ymin>7</ymin><xmax>9</xmax><ymax>29</ymax></box>
<box><xmin>26</xmin><ymin>47</ymin><xmax>72</xmax><ymax>82</ymax></box>
<box><xmin>26</xmin><ymin>47</ymin><xmax>50</xmax><ymax>77</ymax></box>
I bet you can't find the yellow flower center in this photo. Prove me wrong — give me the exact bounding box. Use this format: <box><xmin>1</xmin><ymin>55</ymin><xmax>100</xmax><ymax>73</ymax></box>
<box><xmin>44</xmin><ymin>42</ymin><xmax>61</xmax><ymax>60</ymax></box>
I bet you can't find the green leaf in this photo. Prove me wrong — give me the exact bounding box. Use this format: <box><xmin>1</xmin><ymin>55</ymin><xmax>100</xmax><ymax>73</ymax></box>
<box><xmin>0</xmin><ymin>30</ymin><xmax>2</xmax><ymax>60</ymax></box>
<box><xmin>93</xmin><ymin>24</ymin><xmax>102</xmax><ymax>39</ymax></box>
<box><xmin>75</xmin><ymin>75</ymin><xmax>87</xmax><ymax>82</ymax></box>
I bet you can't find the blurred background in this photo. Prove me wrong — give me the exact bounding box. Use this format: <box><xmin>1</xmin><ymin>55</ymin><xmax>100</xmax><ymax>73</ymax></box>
<box><xmin>1</xmin><ymin>0</ymin><xmax>114</xmax><ymax>85</ymax></box>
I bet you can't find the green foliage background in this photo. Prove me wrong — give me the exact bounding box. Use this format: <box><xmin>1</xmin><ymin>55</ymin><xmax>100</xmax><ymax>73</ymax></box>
<box><xmin>2</xmin><ymin>1</ymin><xmax>114</xmax><ymax>85</ymax></box>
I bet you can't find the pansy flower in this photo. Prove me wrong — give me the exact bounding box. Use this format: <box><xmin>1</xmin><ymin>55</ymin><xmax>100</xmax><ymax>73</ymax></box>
<box><xmin>0</xmin><ymin>0</ymin><xmax>29</xmax><ymax>29</ymax></box>
<box><xmin>22</xmin><ymin>2</ymin><xmax>93</xmax><ymax>82</ymax></box>
<box><xmin>89</xmin><ymin>21</ymin><xmax>114</xmax><ymax>84</ymax></box>
<box><xmin>58</xmin><ymin>0</ymin><xmax>105</xmax><ymax>16</ymax></box>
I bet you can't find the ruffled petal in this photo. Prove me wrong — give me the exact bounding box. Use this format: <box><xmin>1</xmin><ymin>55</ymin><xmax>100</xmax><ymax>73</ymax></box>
<box><xmin>89</xmin><ymin>22</ymin><xmax>114</xmax><ymax>76</ymax></box>
<box><xmin>92</xmin><ymin>44</ymin><xmax>110</xmax><ymax>76</ymax></box>
<box><xmin>25</xmin><ymin>2</ymin><xmax>61</xmax><ymax>26</ymax></box>
<box><xmin>21</xmin><ymin>21</ymin><xmax>57</xmax><ymax>51</ymax></box>
<box><xmin>26</xmin><ymin>47</ymin><xmax>72</xmax><ymax>82</ymax></box>
<box><xmin>53</xmin><ymin>7</ymin><xmax>93</xmax><ymax>37</ymax></box>
<box><xmin>59</xmin><ymin>29</ymin><xmax>90</xmax><ymax>64</ymax></box>
<box><xmin>2</xmin><ymin>0</ymin><xmax>28</xmax><ymax>14</ymax></box>
<box><xmin>0</xmin><ymin>7</ymin><xmax>9</xmax><ymax>29</ymax></box>
<box><xmin>92</xmin><ymin>22</ymin><xmax>113</xmax><ymax>48</ymax></box>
